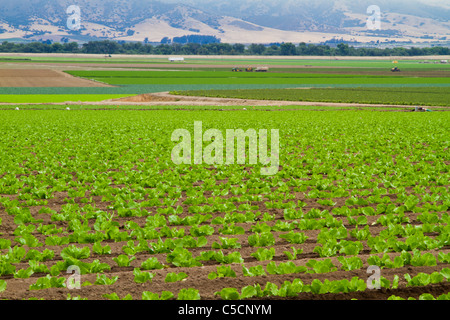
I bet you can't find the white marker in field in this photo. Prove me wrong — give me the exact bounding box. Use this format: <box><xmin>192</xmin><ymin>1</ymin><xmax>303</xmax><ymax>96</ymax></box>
<box><xmin>66</xmin><ymin>265</ymin><xmax>81</xmax><ymax>289</ymax></box>
<box><xmin>367</xmin><ymin>5</ymin><xmax>381</xmax><ymax>30</ymax></box>
<box><xmin>367</xmin><ymin>265</ymin><xmax>381</xmax><ymax>289</ymax></box>
<box><xmin>67</xmin><ymin>5</ymin><xmax>81</xmax><ymax>31</ymax></box>
<box><xmin>171</xmin><ymin>121</ymin><xmax>280</xmax><ymax>175</ymax></box>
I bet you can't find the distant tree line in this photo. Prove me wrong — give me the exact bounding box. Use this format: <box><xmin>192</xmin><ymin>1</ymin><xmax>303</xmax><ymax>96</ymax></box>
<box><xmin>0</xmin><ymin>40</ymin><xmax>449</xmax><ymax>56</ymax></box>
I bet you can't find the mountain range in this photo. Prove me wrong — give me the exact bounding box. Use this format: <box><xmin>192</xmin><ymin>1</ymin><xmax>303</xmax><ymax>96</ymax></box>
<box><xmin>0</xmin><ymin>0</ymin><xmax>449</xmax><ymax>44</ymax></box>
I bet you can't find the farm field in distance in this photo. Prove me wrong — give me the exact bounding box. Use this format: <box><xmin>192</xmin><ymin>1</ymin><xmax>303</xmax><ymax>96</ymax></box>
<box><xmin>0</xmin><ymin>54</ymin><xmax>449</xmax><ymax>303</ymax></box>
<box><xmin>172</xmin><ymin>87</ymin><xmax>450</xmax><ymax>107</ymax></box>
<box><xmin>0</xmin><ymin>54</ymin><xmax>449</xmax><ymax>106</ymax></box>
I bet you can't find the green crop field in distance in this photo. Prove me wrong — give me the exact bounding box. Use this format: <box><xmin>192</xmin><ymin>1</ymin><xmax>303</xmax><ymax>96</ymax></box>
<box><xmin>171</xmin><ymin>87</ymin><xmax>450</xmax><ymax>107</ymax></box>
<box><xmin>65</xmin><ymin>70</ymin><xmax>400</xmax><ymax>79</ymax></box>
<box><xmin>3</xmin><ymin>54</ymin><xmax>450</xmax><ymax>70</ymax></box>
<box><xmin>89</xmin><ymin>76</ymin><xmax>450</xmax><ymax>86</ymax></box>
<box><xmin>65</xmin><ymin>70</ymin><xmax>450</xmax><ymax>87</ymax></box>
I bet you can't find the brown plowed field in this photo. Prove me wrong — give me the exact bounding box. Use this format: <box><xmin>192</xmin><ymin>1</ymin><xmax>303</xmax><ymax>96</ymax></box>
<box><xmin>0</xmin><ymin>69</ymin><xmax>113</xmax><ymax>87</ymax></box>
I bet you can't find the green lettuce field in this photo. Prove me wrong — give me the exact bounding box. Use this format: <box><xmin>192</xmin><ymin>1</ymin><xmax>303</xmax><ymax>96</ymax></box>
<box><xmin>0</xmin><ymin>54</ymin><xmax>449</xmax><ymax>302</ymax></box>
<box><xmin>0</xmin><ymin>109</ymin><xmax>449</xmax><ymax>300</ymax></box>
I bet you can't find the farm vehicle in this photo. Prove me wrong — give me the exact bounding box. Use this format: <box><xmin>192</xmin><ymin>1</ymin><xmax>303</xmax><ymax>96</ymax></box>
<box><xmin>232</xmin><ymin>67</ymin><xmax>269</xmax><ymax>72</ymax></box>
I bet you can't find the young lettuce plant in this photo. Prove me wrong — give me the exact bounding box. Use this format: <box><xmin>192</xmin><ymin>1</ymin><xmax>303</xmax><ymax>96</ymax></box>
<box><xmin>25</xmin><ymin>249</ymin><xmax>54</xmax><ymax>262</ymax></box>
<box><xmin>165</xmin><ymin>272</ymin><xmax>188</xmax><ymax>283</ymax></box>
<box><xmin>53</xmin><ymin>258</ymin><xmax>110</xmax><ymax>275</ymax></box>
<box><xmin>92</xmin><ymin>242</ymin><xmax>111</xmax><ymax>255</ymax></box>
<box><xmin>45</xmin><ymin>235</ymin><xmax>70</xmax><ymax>246</ymax></box>
<box><xmin>133</xmin><ymin>268</ymin><xmax>155</xmax><ymax>283</ymax></box>
<box><xmin>1</xmin><ymin>246</ymin><xmax>26</xmax><ymax>263</ymax></box>
<box><xmin>316</xmin><ymin>226</ymin><xmax>348</xmax><ymax>244</ymax></box>
<box><xmin>372</xmin><ymin>276</ymin><xmax>399</xmax><ymax>290</ymax></box>
<box><xmin>214</xmin><ymin>288</ymin><xmax>240</xmax><ymax>300</ymax></box>
<box><xmin>208</xmin><ymin>265</ymin><xmax>237</xmax><ymax>280</ymax></box>
<box><xmin>177</xmin><ymin>288</ymin><xmax>201</xmax><ymax>300</ymax></box>
<box><xmin>284</xmin><ymin>247</ymin><xmax>303</xmax><ymax>260</ymax></box>
<box><xmin>28</xmin><ymin>260</ymin><xmax>50</xmax><ymax>274</ymax></box>
<box><xmin>308</xmin><ymin>277</ymin><xmax>366</xmax><ymax>294</ymax></box>
<box><xmin>60</xmin><ymin>245</ymin><xmax>91</xmax><ymax>260</ymax></box>
<box><xmin>404</xmin><ymin>272</ymin><xmax>444</xmax><ymax>287</ymax></box>
<box><xmin>142</xmin><ymin>291</ymin><xmax>174</xmax><ymax>300</ymax></box>
<box><xmin>121</xmin><ymin>240</ymin><xmax>149</xmax><ymax>255</ymax></box>
<box><xmin>140</xmin><ymin>257</ymin><xmax>165</xmax><ymax>270</ymax></box>
<box><xmin>339</xmin><ymin>240</ymin><xmax>364</xmax><ymax>256</ymax></box>
<box><xmin>266</xmin><ymin>261</ymin><xmax>307</xmax><ymax>275</ymax></box>
<box><xmin>14</xmin><ymin>267</ymin><xmax>34</xmax><ymax>279</ymax></box>
<box><xmin>0</xmin><ymin>261</ymin><xmax>16</xmax><ymax>277</ymax></box>
<box><xmin>213</xmin><ymin>251</ymin><xmax>244</xmax><ymax>264</ymax></box>
<box><xmin>113</xmin><ymin>254</ymin><xmax>136</xmax><ymax>267</ymax></box>
<box><xmin>438</xmin><ymin>252</ymin><xmax>450</xmax><ymax>263</ymax></box>
<box><xmin>337</xmin><ymin>256</ymin><xmax>363</xmax><ymax>271</ymax></box>
<box><xmin>306</xmin><ymin>259</ymin><xmax>337</xmax><ymax>274</ymax></box>
<box><xmin>218</xmin><ymin>223</ymin><xmax>245</xmax><ymax>235</ymax></box>
<box><xmin>176</xmin><ymin>235</ymin><xmax>208</xmax><ymax>249</ymax></box>
<box><xmin>166</xmin><ymin>247</ymin><xmax>202</xmax><ymax>267</ymax></box>
<box><xmin>66</xmin><ymin>294</ymin><xmax>88</xmax><ymax>300</ymax></box>
<box><xmin>247</xmin><ymin>232</ymin><xmax>275</xmax><ymax>247</ymax></box>
<box><xmin>349</xmin><ymin>225</ymin><xmax>371</xmax><ymax>241</ymax></box>
<box><xmin>212</xmin><ymin>237</ymin><xmax>241</xmax><ymax>249</ymax></box>
<box><xmin>313</xmin><ymin>239</ymin><xmax>340</xmax><ymax>258</ymax></box>
<box><xmin>197</xmin><ymin>250</ymin><xmax>243</xmax><ymax>264</ymax></box>
<box><xmin>279</xmin><ymin>231</ymin><xmax>308</xmax><ymax>244</ymax></box>
<box><xmin>102</xmin><ymin>293</ymin><xmax>133</xmax><ymax>300</ymax></box>
<box><xmin>242</xmin><ymin>265</ymin><xmax>266</xmax><ymax>277</ymax></box>
<box><xmin>94</xmin><ymin>274</ymin><xmax>119</xmax><ymax>285</ymax></box>
<box><xmin>347</xmin><ymin>216</ymin><xmax>368</xmax><ymax>226</ymax></box>
<box><xmin>251</xmin><ymin>222</ymin><xmax>272</xmax><ymax>233</ymax></box>
<box><xmin>189</xmin><ymin>225</ymin><xmax>214</xmax><ymax>237</ymax></box>
<box><xmin>15</xmin><ymin>234</ymin><xmax>42</xmax><ymax>248</ymax></box>
<box><xmin>409</xmin><ymin>249</ymin><xmax>437</xmax><ymax>266</ymax></box>
<box><xmin>272</xmin><ymin>220</ymin><xmax>297</xmax><ymax>232</ymax></box>
<box><xmin>277</xmin><ymin>279</ymin><xmax>307</xmax><ymax>298</ymax></box>
<box><xmin>250</xmin><ymin>247</ymin><xmax>275</xmax><ymax>261</ymax></box>
<box><xmin>36</xmin><ymin>223</ymin><xmax>63</xmax><ymax>235</ymax></box>
<box><xmin>29</xmin><ymin>275</ymin><xmax>66</xmax><ymax>290</ymax></box>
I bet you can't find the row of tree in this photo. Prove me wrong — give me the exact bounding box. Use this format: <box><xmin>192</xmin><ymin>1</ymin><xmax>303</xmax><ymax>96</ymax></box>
<box><xmin>1</xmin><ymin>40</ymin><xmax>449</xmax><ymax>56</ymax></box>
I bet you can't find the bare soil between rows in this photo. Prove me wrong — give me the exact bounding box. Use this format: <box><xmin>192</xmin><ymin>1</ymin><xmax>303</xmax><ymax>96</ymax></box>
<box><xmin>1</xmin><ymin>177</ymin><xmax>449</xmax><ymax>300</ymax></box>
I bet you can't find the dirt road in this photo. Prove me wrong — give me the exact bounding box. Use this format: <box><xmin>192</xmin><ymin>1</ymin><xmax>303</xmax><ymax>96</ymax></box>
<box><xmin>94</xmin><ymin>91</ymin><xmax>444</xmax><ymax>109</ymax></box>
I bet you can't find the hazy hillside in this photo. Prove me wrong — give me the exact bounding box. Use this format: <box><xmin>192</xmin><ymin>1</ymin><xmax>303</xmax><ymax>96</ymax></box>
<box><xmin>0</xmin><ymin>0</ymin><xmax>448</xmax><ymax>43</ymax></box>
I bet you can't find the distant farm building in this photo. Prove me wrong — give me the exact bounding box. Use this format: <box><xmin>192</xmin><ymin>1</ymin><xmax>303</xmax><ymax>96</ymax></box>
<box><xmin>255</xmin><ymin>67</ymin><xmax>269</xmax><ymax>72</ymax></box>
<box><xmin>169</xmin><ymin>57</ymin><xmax>185</xmax><ymax>62</ymax></box>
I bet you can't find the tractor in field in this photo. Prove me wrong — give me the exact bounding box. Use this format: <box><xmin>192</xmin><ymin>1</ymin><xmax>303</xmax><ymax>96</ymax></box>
<box><xmin>234</xmin><ymin>66</ymin><xmax>268</xmax><ymax>72</ymax></box>
<box><xmin>391</xmin><ymin>66</ymin><xmax>401</xmax><ymax>72</ymax></box>
<box><xmin>411</xmin><ymin>106</ymin><xmax>433</xmax><ymax>112</ymax></box>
